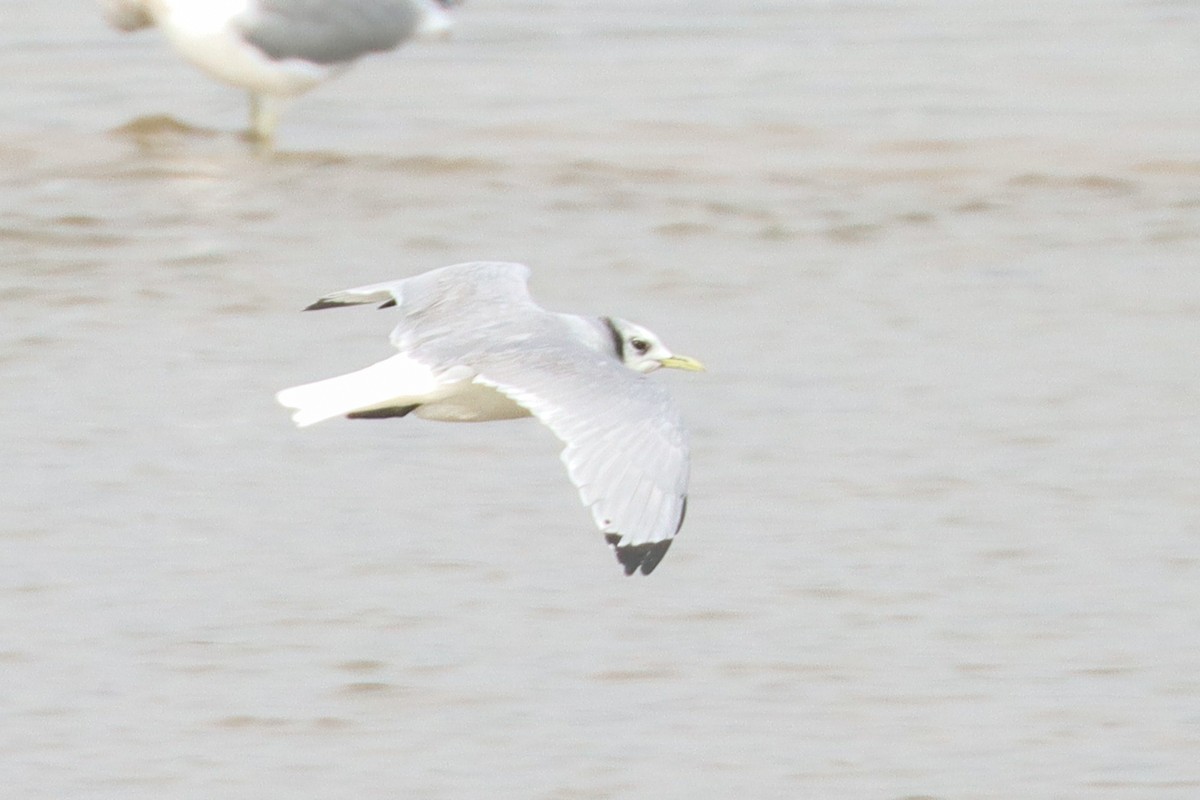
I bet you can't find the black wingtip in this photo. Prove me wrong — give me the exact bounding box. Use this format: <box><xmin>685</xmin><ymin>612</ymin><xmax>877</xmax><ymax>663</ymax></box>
<box><xmin>303</xmin><ymin>299</ymin><xmax>344</xmax><ymax>311</ymax></box>
<box><xmin>303</xmin><ymin>297</ymin><xmax>397</xmax><ymax>311</ymax></box>
<box><xmin>605</xmin><ymin>533</ymin><xmax>671</xmax><ymax>576</ymax></box>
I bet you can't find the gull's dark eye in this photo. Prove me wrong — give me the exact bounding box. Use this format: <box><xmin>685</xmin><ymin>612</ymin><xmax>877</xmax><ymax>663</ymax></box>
<box><xmin>630</xmin><ymin>338</ymin><xmax>650</xmax><ymax>355</ymax></box>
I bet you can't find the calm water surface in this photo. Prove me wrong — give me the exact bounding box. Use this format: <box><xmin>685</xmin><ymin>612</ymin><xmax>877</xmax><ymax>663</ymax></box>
<box><xmin>2</xmin><ymin>2</ymin><xmax>1199</xmax><ymax>798</ymax></box>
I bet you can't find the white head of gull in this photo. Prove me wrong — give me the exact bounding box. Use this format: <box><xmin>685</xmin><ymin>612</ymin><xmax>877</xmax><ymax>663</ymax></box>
<box><xmin>100</xmin><ymin>0</ymin><xmax>459</xmax><ymax>145</ymax></box>
<box><xmin>276</xmin><ymin>262</ymin><xmax>705</xmax><ymax>576</ymax></box>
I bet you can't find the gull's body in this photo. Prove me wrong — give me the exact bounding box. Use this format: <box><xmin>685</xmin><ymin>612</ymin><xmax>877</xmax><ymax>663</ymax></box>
<box><xmin>276</xmin><ymin>262</ymin><xmax>704</xmax><ymax>576</ymax></box>
<box><xmin>100</xmin><ymin>0</ymin><xmax>457</xmax><ymax>144</ymax></box>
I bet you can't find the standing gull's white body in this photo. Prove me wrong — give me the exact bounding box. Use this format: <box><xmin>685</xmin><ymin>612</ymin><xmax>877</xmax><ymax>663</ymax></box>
<box><xmin>100</xmin><ymin>0</ymin><xmax>457</xmax><ymax>143</ymax></box>
<box><xmin>276</xmin><ymin>262</ymin><xmax>704</xmax><ymax>576</ymax></box>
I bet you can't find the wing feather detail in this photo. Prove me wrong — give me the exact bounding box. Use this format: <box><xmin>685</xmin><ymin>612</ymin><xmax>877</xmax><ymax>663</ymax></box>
<box><xmin>473</xmin><ymin>359</ymin><xmax>689</xmax><ymax>575</ymax></box>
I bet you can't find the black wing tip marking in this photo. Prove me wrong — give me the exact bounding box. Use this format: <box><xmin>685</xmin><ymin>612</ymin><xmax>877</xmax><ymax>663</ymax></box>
<box><xmin>303</xmin><ymin>299</ymin><xmax>344</xmax><ymax>311</ymax></box>
<box><xmin>346</xmin><ymin>405</ymin><xmax>419</xmax><ymax>420</ymax></box>
<box><xmin>602</xmin><ymin>496</ymin><xmax>687</xmax><ymax>575</ymax></box>
<box><xmin>605</xmin><ymin>533</ymin><xmax>672</xmax><ymax>576</ymax></box>
<box><xmin>302</xmin><ymin>298</ymin><xmax>397</xmax><ymax>311</ymax></box>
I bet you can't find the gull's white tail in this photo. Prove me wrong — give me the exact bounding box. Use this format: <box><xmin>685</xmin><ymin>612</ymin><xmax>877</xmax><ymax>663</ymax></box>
<box><xmin>276</xmin><ymin>354</ymin><xmax>441</xmax><ymax>427</ymax></box>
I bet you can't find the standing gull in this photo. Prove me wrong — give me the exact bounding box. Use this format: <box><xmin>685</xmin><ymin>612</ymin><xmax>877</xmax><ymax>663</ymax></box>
<box><xmin>276</xmin><ymin>262</ymin><xmax>705</xmax><ymax>576</ymax></box>
<box><xmin>100</xmin><ymin>0</ymin><xmax>458</xmax><ymax>144</ymax></box>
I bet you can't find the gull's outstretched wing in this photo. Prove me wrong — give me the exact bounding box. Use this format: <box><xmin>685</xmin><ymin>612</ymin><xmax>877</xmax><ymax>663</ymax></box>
<box><xmin>472</xmin><ymin>349</ymin><xmax>690</xmax><ymax>576</ymax></box>
<box><xmin>302</xmin><ymin>262</ymin><xmax>536</xmax><ymax>313</ymax></box>
<box><xmin>237</xmin><ymin>0</ymin><xmax>425</xmax><ymax>65</ymax></box>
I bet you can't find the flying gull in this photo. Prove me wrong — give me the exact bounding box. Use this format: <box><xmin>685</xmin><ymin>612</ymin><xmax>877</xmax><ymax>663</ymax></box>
<box><xmin>276</xmin><ymin>262</ymin><xmax>704</xmax><ymax>576</ymax></box>
<box><xmin>100</xmin><ymin>0</ymin><xmax>458</xmax><ymax>144</ymax></box>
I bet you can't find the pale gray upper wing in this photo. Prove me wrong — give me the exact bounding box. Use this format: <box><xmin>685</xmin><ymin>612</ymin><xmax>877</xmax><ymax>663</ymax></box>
<box><xmin>303</xmin><ymin>262</ymin><xmax>535</xmax><ymax>313</ymax></box>
<box><xmin>470</xmin><ymin>344</ymin><xmax>690</xmax><ymax>576</ymax></box>
<box><xmin>237</xmin><ymin>0</ymin><xmax>425</xmax><ymax>65</ymax></box>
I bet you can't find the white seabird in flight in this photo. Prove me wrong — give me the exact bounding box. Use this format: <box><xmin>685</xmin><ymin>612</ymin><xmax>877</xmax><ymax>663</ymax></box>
<box><xmin>100</xmin><ymin>0</ymin><xmax>458</xmax><ymax>144</ymax></box>
<box><xmin>276</xmin><ymin>262</ymin><xmax>704</xmax><ymax>576</ymax></box>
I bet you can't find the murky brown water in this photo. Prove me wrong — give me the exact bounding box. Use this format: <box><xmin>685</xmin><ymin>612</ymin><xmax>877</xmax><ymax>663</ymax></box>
<box><xmin>3</xmin><ymin>2</ymin><xmax>1199</xmax><ymax>798</ymax></box>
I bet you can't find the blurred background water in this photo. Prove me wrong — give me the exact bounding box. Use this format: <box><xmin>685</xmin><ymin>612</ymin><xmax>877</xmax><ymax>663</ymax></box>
<box><xmin>2</xmin><ymin>2</ymin><xmax>1198</xmax><ymax>798</ymax></box>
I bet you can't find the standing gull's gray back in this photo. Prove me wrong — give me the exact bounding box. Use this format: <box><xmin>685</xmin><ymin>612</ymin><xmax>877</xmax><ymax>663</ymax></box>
<box><xmin>237</xmin><ymin>0</ymin><xmax>426</xmax><ymax>65</ymax></box>
<box><xmin>101</xmin><ymin>0</ymin><xmax>460</xmax><ymax>144</ymax></box>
